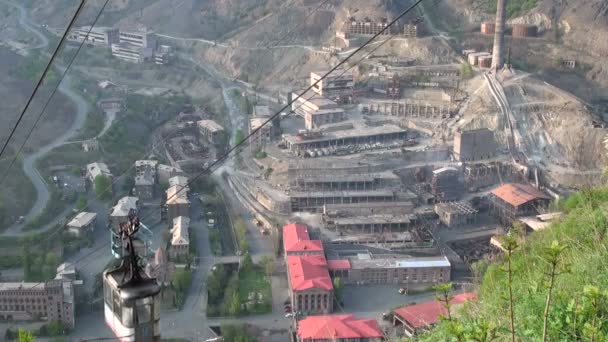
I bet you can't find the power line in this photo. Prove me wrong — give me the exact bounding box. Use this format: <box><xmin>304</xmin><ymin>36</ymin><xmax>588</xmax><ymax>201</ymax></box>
<box><xmin>0</xmin><ymin>0</ymin><xmax>111</xmax><ymax>186</ymax></box>
<box><xmin>0</xmin><ymin>0</ymin><xmax>86</xmax><ymax>161</ymax></box>
<box><xmin>139</xmin><ymin>0</ymin><xmax>426</xmax><ymax>225</ymax></box>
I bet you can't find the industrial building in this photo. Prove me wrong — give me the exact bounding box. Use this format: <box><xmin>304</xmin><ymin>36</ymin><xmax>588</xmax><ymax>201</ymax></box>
<box><xmin>197</xmin><ymin>119</ymin><xmax>225</xmax><ymax>145</ymax></box>
<box><xmin>118</xmin><ymin>28</ymin><xmax>157</xmax><ymax>49</ymax></box>
<box><xmin>67</xmin><ymin>26</ymin><xmax>119</xmax><ymax>46</ymax></box>
<box><xmin>480</xmin><ymin>21</ymin><xmax>495</xmax><ymax>34</ymax></box>
<box><xmin>468</xmin><ymin>52</ymin><xmax>491</xmax><ymax>66</ymax></box>
<box><xmin>66</xmin><ymin>212</ymin><xmax>97</xmax><ymax>237</ymax></box>
<box><xmin>292</xmin><ymin>89</ymin><xmax>346</xmax><ymax>130</ymax></box>
<box><xmin>135</xmin><ymin>160</ymin><xmax>158</xmax><ymax>178</ymax></box>
<box><xmin>281</xmin><ymin>124</ymin><xmax>409</xmax><ymax>156</ymax></box>
<box><xmin>453</xmin><ymin>128</ymin><xmax>498</xmax><ymax>161</ymax></box>
<box><xmin>343</xmin><ymin>17</ymin><xmax>391</xmax><ymax>36</ymax></box>
<box><xmin>327</xmin><ymin>231</ymin><xmax>435</xmax><ymax>253</ymax></box>
<box><xmin>327</xmin><ymin>254</ymin><xmax>451</xmax><ymax>286</ymax></box>
<box><xmin>512</xmin><ymin>24</ymin><xmax>537</xmax><ymax>38</ymax></box>
<box><xmin>0</xmin><ymin>280</ymin><xmax>76</xmax><ymax>328</ymax></box>
<box><xmin>290</xmin><ymin>171</ymin><xmax>400</xmax><ymax>191</ymax></box>
<box><xmin>403</xmin><ymin>21</ymin><xmax>419</xmax><ymax>37</ymax></box>
<box><xmin>434</xmin><ymin>201</ymin><xmax>478</xmax><ymax>227</ymax></box>
<box><xmin>393</xmin><ymin>293</ymin><xmax>476</xmax><ymax>336</ymax></box>
<box><xmin>290</xmin><ymin>189</ymin><xmax>396</xmax><ymax>212</ymax></box>
<box><xmin>324</xmin><ymin>214</ymin><xmax>417</xmax><ymax>233</ymax></box>
<box><xmin>489</xmin><ymin>183</ymin><xmax>551</xmax><ymax>224</ymax></box>
<box><xmin>361</xmin><ymin>100</ymin><xmax>453</xmax><ymax>119</ymax></box>
<box><xmin>111</xmin><ymin>42</ymin><xmax>153</xmax><ymax>63</ymax></box>
<box><xmin>249</xmin><ymin>105</ymin><xmax>275</xmax><ymax>147</ymax></box>
<box><xmin>310</xmin><ymin>69</ymin><xmax>355</xmax><ymax>97</ymax></box>
<box><xmin>296</xmin><ymin>314</ymin><xmax>384</xmax><ymax>342</ymax></box>
<box><xmin>322</xmin><ymin>201</ymin><xmax>415</xmax><ymax>217</ymax></box>
<box><xmin>431</xmin><ymin>167</ymin><xmax>464</xmax><ymax>202</ymax></box>
<box><xmin>283</xmin><ymin>223</ymin><xmax>324</xmax><ymax>258</ymax></box>
<box><xmin>157</xmin><ymin>164</ymin><xmax>183</xmax><ymax>183</ymax></box>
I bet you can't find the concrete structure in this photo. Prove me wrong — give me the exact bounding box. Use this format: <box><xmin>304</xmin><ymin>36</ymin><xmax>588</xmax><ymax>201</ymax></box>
<box><xmin>489</xmin><ymin>183</ymin><xmax>551</xmax><ymax>224</ymax></box>
<box><xmin>290</xmin><ymin>189</ymin><xmax>396</xmax><ymax>212</ymax></box>
<box><xmin>454</xmin><ymin>128</ymin><xmax>497</xmax><ymax>161</ymax></box>
<box><xmin>111</xmin><ymin>42</ymin><xmax>153</xmax><ymax>63</ymax></box>
<box><xmin>86</xmin><ymin>162</ymin><xmax>112</xmax><ymax>183</ymax></box>
<box><xmin>109</xmin><ymin>196</ymin><xmax>139</xmax><ymax>228</ymax></box>
<box><xmin>197</xmin><ymin>120</ymin><xmax>225</xmax><ymax>144</ymax></box>
<box><xmin>66</xmin><ymin>212</ymin><xmax>97</xmax><ymax>237</ymax></box>
<box><xmin>518</xmin><ymin>212</ymin><xmax>563</xmax><ymax>231</ymax></box>
<box><xmin>68</xmin><ymin>26</ymin><xmax>119</xmax><ymax>46</ymax></box>
<box><xmin>292</xmin><ymin>89</ymin><xmax>346</xmax><ymax>130</ymax></box>
<box><xmin>169</xmin><ymin>175</ymin><xmax>189</xmax><ymax>189</ymax></box>
<box><xmin>97</xmin><ymin>97</ymin><xmax>123</xmax><ymax>111</ymax></box>
<box><xmin>403</xmin><ymin>21</ymin><xmax>419</xmax><ymax>37</ymax></box>
<box><xmin>287</xmin><ymin>255</ymin><xmax>333</xmax><ymax>315</ymax></box>
<box><xmin>480</xmin><ymin>21</ymin><xmax>495</xmax><ymax>34</ymax></box>
<box><xmin>323</xmin><ymin>201</ymin><xmax>414</xmax><ymax>217</ymax></box>
<box><xmin>145</xmin><ymin>247</ymin><xmax>175</xmax><ymax>286</ymax></box>
<box><xmin>82</xmin><ymin>139</ymin><xmax>99</xmax><ymax>152</ymax></box>
<box><xmin>250</xmin><ymin>106</ymin><xmax>274</xmax><ymax>147</ymax></box>
<box><xmin>283</xmin><ymin>223</ymin><xmax>324</xmax><ymax>259</ymax></box>
<box><xmin>328</xmin><ymin>254</ymin><xmax>450</xmax><ymax>286</ymax></box>
<box><xmin>491</xmin><ymin>0</ymin><xmax>506</xmax><ymax>70</ymax></box>
<box><xmin>360</xmin><ymin>100</ymin><xmax>453</xmax><ymax>118</ymax></box>
<box><xmin>158</xmin><ymin>164</ymin><xmax>183</xmax><ymax>183</ymax></box>
<box><xmin>393</xmin><ymin>292</ymin><xmax>476</xmax><ymax>336</ymax></box>
<box><xmin>169</xmin><ymin>216</ymin><xmax>190</xmax><ymax>260</ymax></box>
<box><xmin>478</xmin><ymin>55</ymin><xmax>493</xmax><ymax>68</ymax></box>
<box><xmin>282</xmin><ymin>125</ymin><xmax>409</xmax><ymax>156</ymax></box>
<box><xmin>324</xmin><ymin>214</ymin><xmax>416</xmax><ymax>233</ymax></box>
<box><xmin>135</xmin><ymin>171</ymin><xmax>155</xmax><ymax>201</ymax></box>
<box><xmin>291</xmin><ymin>171</ymin><xmax>400</xmax><ymax>191</ymax></box>
<box><xmin>468</xmin><ymin>52</ymin><xmax>491</xmax><ymax>66</ymax></box>
<box><xmin>431</xmin><ymin>167</ymin><xmax>464</xmax><ymax>202</ymax></box>
<box><xmin>0</xmin><ymin>280</ymin><xmax>75</xmax><ymax>328</ymax></box>
<box><xmin>166</xmin><ymin>185</ymin><xmax>190</xmax><ymax>222</ymax></box>
<box><xmin>327</xmin><ymin>231</ymin><xmax>435</xmax><ymax>252</ymax></box>
<box><xmin>296</xmin><ymin>314</ymin><xmax>384</xmax><ymax>342</ymax></box>
<box><xmin>119</xmin><ymin>28</ymin><xmax>157</xmax><ymax>49</ymax></box>
<box><xmin>435</xmin><ymin>201</ymin><xmax>478</xmax><ymax>227</ymax></box>
<box><xmin>310</xmin><ymin>69</ymin><xmax>355</xmax><ymax>97</ymax></box>
<box><xmin>135</xmin><ymin>160</ymin><xmax>158</xmax><ymax>178</ymax></box>
<box><xmin>343</xmin><ymin>17</ymin><xmax>391</xmax><ymax>36</ymax></box>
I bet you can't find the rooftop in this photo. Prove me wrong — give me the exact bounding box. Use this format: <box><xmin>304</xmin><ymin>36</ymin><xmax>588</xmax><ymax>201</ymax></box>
<box><xmin>393</xmin><ymin>292</ymin><xmax>476</xmax><ymax>329</ymax></box>
<box><xmin>327</xmin><ymin>259</ymin><xmax>351</xmax><ymax>270</ymax></box>
<box><xmin>290</xmin><ymin>189</ymin><xmax>394</xmax><ymax>198</ymax></box>
<box><xmin>432</xmin><ymin>166</ymin><xmax>459</xmax><ymax>175</ymax></box>
<box><xmin>166</xmin><ymin>185</ymin><xmax>190</xmax><ymax>204</ymax></box>
<box><xmin>297</xmin><ymin>314</ymin><xmax>383</xmax><ymax>340</ymax></box>
<box><xmin>282</xmin><ymin>124</ymin><xmax>406</xmax><ymax>145</ymax></box>
<box><xmin>135</xmin><ymin>172</ymin><xmax>154</xmax><ymax>186</ymax></box>
<box><xmin>169</xmin><ymin>175</ymin><xmax>189</xmax><ymax>188</ymax></box>
<box><xmin>111</xmin><ymin>196</ymin><xmax>138</xmax><ymax>217</ymax></box>
<box><xmin>349</xmin><ymin>255</ymin><xmax>451</xmax><ymax>270</ymax></box>
<box><xmin>67</xmin><ymin>212</ymin><xmax>97</xmax><ymax>228</ymax></box>
<box><xmin>283</xmin><ymin>224</ymin><xmax>324</xmax><ymax>254</ymax></box>
<box><xmin>491</xmin><ymin>183</ymin><xmax>551</xmax><ymax>207</ymax></box>
<box><xmin>0</xmin><ymin>282</ymin><xmax>46</xmax><ymax>291</ymax></box>
<box><xmin>253</xmin><ymin>105</ymin><xmax>271</xmax><ymax>117</ymax></box>
<box><xmin>332</xmin><ymin>214</ymin><xmax>415</xmax><ymax>226</ymax></box>
<box><xmin>311</xmin><ymin>69</ymin><xmax>355</xmax><ymax>79</ymax></box>
<box><xmin>197</xmin><ymin>119</ymin><xmax>224</xmax><ymax>132</ymax></box>
<box><xmin>293</xmin><ymin>89</ymin><xmax>337</xmax><ymax>108</ymax></box>
<box><xmin>435</xmin><ymin>201</ymin><xmax>478</xmax><ymax>215</ymax></box>
<box><xmin>87</xmin><ymin>162</ymin><xmax>112</xmax><ymax>179</ymax></box>
<box><xmin>296</xmin><ymin>171</ymin><xmax>399</xmax><ymax>183</ymax></box>
<box><xmin>135</xmin><ymin>160</ymin><xmax>158</xmax><ymax>168</ymax></box>
<box><xmin>287</xmin><ymin>255</ymin><xmax>332</xmax><ymax>291</ymax></box>
<box><xmin>171</xmin><ymin>216</ymin><xmax>190</xmax><ymax>246</ymax></box>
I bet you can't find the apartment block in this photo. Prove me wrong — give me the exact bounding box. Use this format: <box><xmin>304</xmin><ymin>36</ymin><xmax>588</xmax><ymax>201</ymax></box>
<box><xmin>197</xmin><ymin>120</ymin><xmax>225</xmax><ymax>145</ymax></box>
<box><xmin>292</xmin><ymin>89</ymin><xmax>346</xmax><ymax>130</ymax></box>
<box><xmin>169</xmin><ymin>216</ymin><xmax>190</xmax><ymax>260</ymax></box>
<box><xmin>111</xmin><ymin>43</ymin><xmax>153</xmax><ymax>63</ymax></box>
<box><xmin>119</xmin><ymin>28</ymin><xmax>157</xmax><ymax>49</ymax></box>
<box><xmin>68</xmin><ymin>26</ymin><xmax>119</xmax><ymax>46</ymax></box>
<box><xmin>310</xmin><ymin>69</ymin><xmax>355</xmax><ymax>97</ymax></box>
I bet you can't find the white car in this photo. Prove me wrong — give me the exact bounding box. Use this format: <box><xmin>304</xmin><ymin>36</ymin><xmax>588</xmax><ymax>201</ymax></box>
<box><xmin>285</xmin><ymin>313</ymin><xmax>294</xmax><ymax>318</ymax></box>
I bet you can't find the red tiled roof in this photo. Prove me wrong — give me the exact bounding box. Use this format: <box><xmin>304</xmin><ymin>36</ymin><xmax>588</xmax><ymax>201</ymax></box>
<box><xmin>327</xmin><ymin>259</ymin><xmax>351</xmax><ymax>270</ymax></box>
<box><xmin>287</xmin><ymin>255</ymin><xmax>333</xmax><ymax>291</ymax></box>
<box><xmin>491</xmin><ymin>183</ymin><xmax>550</xmax><ymax>207</ymax></box>
<box><xmin>283</xmin><ymin>223</ymin><xmax>324</xmax><ymax>253</ymax></box>
<box><xmin>393</xmin><ymin>292</ymin><xmax>476</xmax><ymax>329</ymax></box>
<box><xmin>297</xmin><ymin>314</ymin><xmax>384</xmax><ymax>340</ymax></box>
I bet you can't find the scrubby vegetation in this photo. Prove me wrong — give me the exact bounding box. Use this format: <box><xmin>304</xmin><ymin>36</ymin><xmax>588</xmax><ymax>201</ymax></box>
<box><xmin>485</xmin><ymin>0</ymin><xmax>538</xmax><ymax>18</ymax></box>
<box><xmin>401</xmin><ymin>188</ymin><xmax>608</xmax><ymax>341</ymax></box>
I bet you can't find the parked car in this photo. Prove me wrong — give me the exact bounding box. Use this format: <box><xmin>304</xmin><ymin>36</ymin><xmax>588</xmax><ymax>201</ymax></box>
<box><xmin>285</xmin><ymin>313</ymin><xmax>294</xmax><ymax>318</ymax></box>
<box><xmin>398</xmin><ymin>288</ymin><xmax>407</xmax><ymax>295</ymax></box>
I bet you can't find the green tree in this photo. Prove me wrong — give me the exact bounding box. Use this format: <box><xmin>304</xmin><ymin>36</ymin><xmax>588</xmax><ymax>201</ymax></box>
<box><xmin>46</xmin><ymin>320</ymin><xmax>65</xmax><ymax>336</ymax></box>
<box><xmin>500</xmin><ymin>232</ymin><xmax>519</xmax><ymax>342</ymax></box>
<box><xmin>171</xmin><ymin>269</ymin><xmax>192</xmax><ymax>292</ymax></box>
<box><xmin>227</xmin><ymin>290</ymin><xmax>241</xmax><ymax>315</ymax></box>
<box><xmin>18</xmin><ymin>329</ymin><xmax>35</xmax><ymax>342</ymax></box>
<box><xmin>94</xmin><ymin>175</ymin><xmax>112</xmax><ymax>200</ymax></box>
<box><xmin>541</xmin><ymin>240</ymin><xmax>568</xmax><ymax>342</ymax></box>
<box><xmin>75</xmin><ymin>195</ymin><xmax>87</xmax><ymax>211</ymax></box>
<box><xmin>260</xmin><ymin>255</ymin><xmax>275</xmax><ymax>279</ymax></box>
<box><xmin>333</xmin><ymin>277</ymin><xmax>344</xmax><ymax>301</ymax></box>
<box><xmin>459</xmin><ymin>63</ymin><xmax>473</xmax><ymax>79</ymax></box>
<box><xmin>433</xmin><ymin>282</ymin><xmax>454</xmax><ymax>321</ymax></box>
<box><xmin>241</xmin><ymin>252</ymin><xmax>253</xmax><ymax>272</ymax></box>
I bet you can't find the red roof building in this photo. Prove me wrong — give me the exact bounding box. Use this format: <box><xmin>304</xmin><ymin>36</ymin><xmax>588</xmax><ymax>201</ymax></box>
<box><xmin>297</xmin><ymin>314</ymin><xmax>384</xmax><ymax>342</ymax></box>
<box><xmin>283</xmin><ymin>223</ymin><xmax>324</xmax><ymax>257</ymax></box>
<box><xmin>489</xmin><ymin>183</ymin><xmax>551</xmax><ymax>224</ymax></box>
<box><xmin>327</xmin><ymin>259</ymin><xmax>351</xmax><ymax>279</ymax></box>
<box><xmin>287</xmin><ymin>255</ymin><xmax>333</xmax><ymax>314</ymax></box>
<box><xmin>393</xmin><ymin>292</ymin><xmax>476</xmax><ymax>336</ymax></box>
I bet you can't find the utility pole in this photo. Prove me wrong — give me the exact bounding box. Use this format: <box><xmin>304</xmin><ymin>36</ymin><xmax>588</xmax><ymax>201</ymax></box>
<box><xmin>491</xmin><ymin>0</ymin><xmax>507</xmax><ymax>70</ymax></box>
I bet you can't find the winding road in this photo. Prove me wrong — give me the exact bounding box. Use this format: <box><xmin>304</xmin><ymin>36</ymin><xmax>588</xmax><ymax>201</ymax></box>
<box><xmin>2</xmin><ymin>0</ymin><xmax>90</xmax><ymax>235</ymax></box>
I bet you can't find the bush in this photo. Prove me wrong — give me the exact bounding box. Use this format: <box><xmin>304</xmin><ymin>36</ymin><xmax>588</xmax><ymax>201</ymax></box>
<box><xmin>94</xmin><ymin>175</ymin><xmax>112</xmax><ymax>201</ymax></box>
<box><xmin>459</xmin><ymin>63</ymin><xmax>474</xmax><ymax>79</ymax></box>
<box><xmin>254</xmin><ymin>150</ymin><xmax>267</xmax><ymax>159</ymax></box>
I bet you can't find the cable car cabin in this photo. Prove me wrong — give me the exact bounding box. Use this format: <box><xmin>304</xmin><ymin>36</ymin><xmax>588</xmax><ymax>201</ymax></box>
<box><xmin>110</xmin><ymin>222</ymin><xmax>154</xmax><ymax>259</ymax></box>
<box><xmin>103</xmin><ymin>268</ymin><xmax>161</xmax><ymax>342</ymax></box>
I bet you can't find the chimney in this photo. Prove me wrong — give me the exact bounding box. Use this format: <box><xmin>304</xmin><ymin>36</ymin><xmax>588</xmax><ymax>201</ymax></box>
<box><xmin>491</xmin><ymin>0</ymin><xmax>507</xmax><ymax>70</ymax></box>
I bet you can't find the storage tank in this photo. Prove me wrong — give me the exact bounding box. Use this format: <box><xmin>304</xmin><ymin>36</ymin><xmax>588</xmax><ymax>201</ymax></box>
<box><xmin>468</xmin><ymin>52</ymin><xmax>490</xmax><ymax>66</ymax></box>
<box><xmin>480</xmin><ymin>22</ymin><xmax>495</xmax><ymax>34</ymax></box>
<box><xmin>478</xmin><ymin>56</ymin><xmax>493</xmax><ymax>68</ymax></box>
<box><xmin>512</xmin><ymin>24</ymin><xmax>537</xmax><ymax>38</ymax></box>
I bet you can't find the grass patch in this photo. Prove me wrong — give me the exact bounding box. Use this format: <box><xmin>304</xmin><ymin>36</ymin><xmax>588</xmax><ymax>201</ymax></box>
<box><xmin>73</xmin><ymin>109</ymin><xmax>105</xmax><ymax>141</ymax></box>
<box><xmin>209</xmin><ymin>228</ymin><xmax>223</xmax><ymax>255</ymax></box>
<box><xmin>23</xmin><ymin>190</ymin><xmax>73</xmax><ymax>231</ymax></box>
<box><xmin>237</xmin><ymin>265</ymin><xmax>272</xmax><ymax>314</ymax></box>
<box><xmin>0</xmin><ymin>157</ymin><xmax>36</xmax><ymax>229</ymax></box>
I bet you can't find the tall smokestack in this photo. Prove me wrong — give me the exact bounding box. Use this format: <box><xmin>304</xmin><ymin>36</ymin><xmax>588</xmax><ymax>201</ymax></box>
<box><xmin>491</xmin><ymin>0</ymin><xmax>507</xmax><ymax>70</ymax></box>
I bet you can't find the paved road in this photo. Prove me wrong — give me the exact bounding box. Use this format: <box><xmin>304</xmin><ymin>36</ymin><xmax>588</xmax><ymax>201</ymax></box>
<box><xmin>2</xmin><ymin>0</ymin><xmax>90</xmax><ymax>235</ymax></box>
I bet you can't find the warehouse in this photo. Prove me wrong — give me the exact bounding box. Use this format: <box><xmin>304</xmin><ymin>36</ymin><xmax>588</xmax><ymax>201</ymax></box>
<box><xmin>434</xmin><ymin>201</ymin><xmax>478</xmax><ymax>227</ymax></box>
<box><xmin>489</xmin><ymin>183</ymin><xmax>551</xmax><ymax>224</ymax></box>
<box><xmin>290</xmin><ymin>189</ymin><xmax>396</xmax><ymax>212</ymax></box>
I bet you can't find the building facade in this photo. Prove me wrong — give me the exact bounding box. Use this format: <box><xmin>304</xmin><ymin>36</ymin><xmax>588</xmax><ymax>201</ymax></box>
<box><xmin>109</xmin><ymin>196</ymin><xmax>139</xmax><ymax>228</ymax></box>
<box><xmin>489</xmin><ymin>183</ymin><xmax>551</xmax><ymax>224</ymax></box>
<box><xmin>118</xmin><ymin>29</ymin><xmax>157</xmax><ymax>49</ymax></box>
<box><xmin>292</xmin><ymin>89</ymin><xmax>346</xmax><ymax>130</ymax></box>
<box><xmin>135</xmin><ymin>172</ymin><xmax>155</xmax><ymax>201</ymax></box>
<box><xmin>310</xmin><ymin>70</ymin><xmax>355</xmax><ymax>97</ymax></box>
<box><xmin>165</xmin><ymin>185</ymin><xmax>190</xmax><ymax>222</ymax></box>
<box><xmin>453</xmin><ymin>128</ymin><xmax>497</xmax><ymax>161</ymax></box>
<box><xmin>197</xmin><ymin>120</ymin><xmax>225</xmax><ymax>145</ymax></box>
<box><xmin>68</xmin><ymin>26</ymin><xmax>119</xmax><ymax>46</ymax></box>
<box><xmin>0</xmin><ymin>280</ymin><xmax>75</xmax><ymax>328</ymax></box>
<box><xmin>169</xmin><ymin>216</ymin><xmax>190</xmax><ymax>260</ymax></box>
<box><xmin>111</xmin><ymin>43</ymin><xmax>153</xmax><ymax>63</ymax></box>
<box><xmin>66</xmin><ymin>212</ymin><xmax>97</xmax><ymax>237</ymax></box>
<box><xmin>287</xmin><ymin>255</ymin><xmax>334</xmax><ymax>315</ymax></box>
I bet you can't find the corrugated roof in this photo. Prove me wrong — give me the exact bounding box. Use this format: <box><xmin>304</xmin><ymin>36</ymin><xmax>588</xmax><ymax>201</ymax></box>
<box><xmin>393</xmin><ymin>292</ymin><xmax>476</xmax><ymax>329</ymax></box>
<box><xmin>287</xmin><ymin>255</ymin><xmax>332</xmax><ymax>291</ymax></box>
<box><xmin>283</xmin><ymin>223</ymin><xmax>324</xmax><ymax>253</ymax></box>
<box><xmin>297</xmin><ymin>314</ymin><xmax>383</xmax><ymax>340</ymax></box>
<box><xmin>491</xmin><ymin>183</ymin><xmax>550</xmax><ymax>207</ymax></box>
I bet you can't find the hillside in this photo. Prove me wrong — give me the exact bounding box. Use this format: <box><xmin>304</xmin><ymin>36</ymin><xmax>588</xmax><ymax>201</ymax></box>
<box><xmin>400</xmin><ymin>188</ymin><xmax>608</xmax><ymax>341</ymax></box>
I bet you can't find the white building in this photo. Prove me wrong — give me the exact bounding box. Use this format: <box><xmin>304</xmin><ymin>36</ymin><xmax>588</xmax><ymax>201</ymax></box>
<box><xmin>68</xmin><ymin>26</ymin><xmax>119</xmax><ymax>46</ymax></box>
<box><xmin>66</xmin><ymin>212</ymin><xmax>97</xmax><ymax>237</ymax></box>
<box><xmin>170</xmin><ymin>216</ymin><xmax>190</xmax><ymax>259</ymax></box>
<box><xmin>110</xmin><ymin>196</ymin><xmax>139</xmax><ymax>227</ymax></box>
<box><xmin>86</xmin><ymin>162</ymin><xmax>112</xmax><ymax>183</ymax></box>
<box><xmin>111</xmin><ymin>43</ymin><xmax>153</xmax><ymax>63</ymax></box>
<box><xmin>119</xmin><ymin>28</ymin><xmax>157</xmax><ymax>49</ymax></box>
<box><xmin>158</xmin><ymin>164</ymin><xmax>184</xmax><ymax>184</ymax></box>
